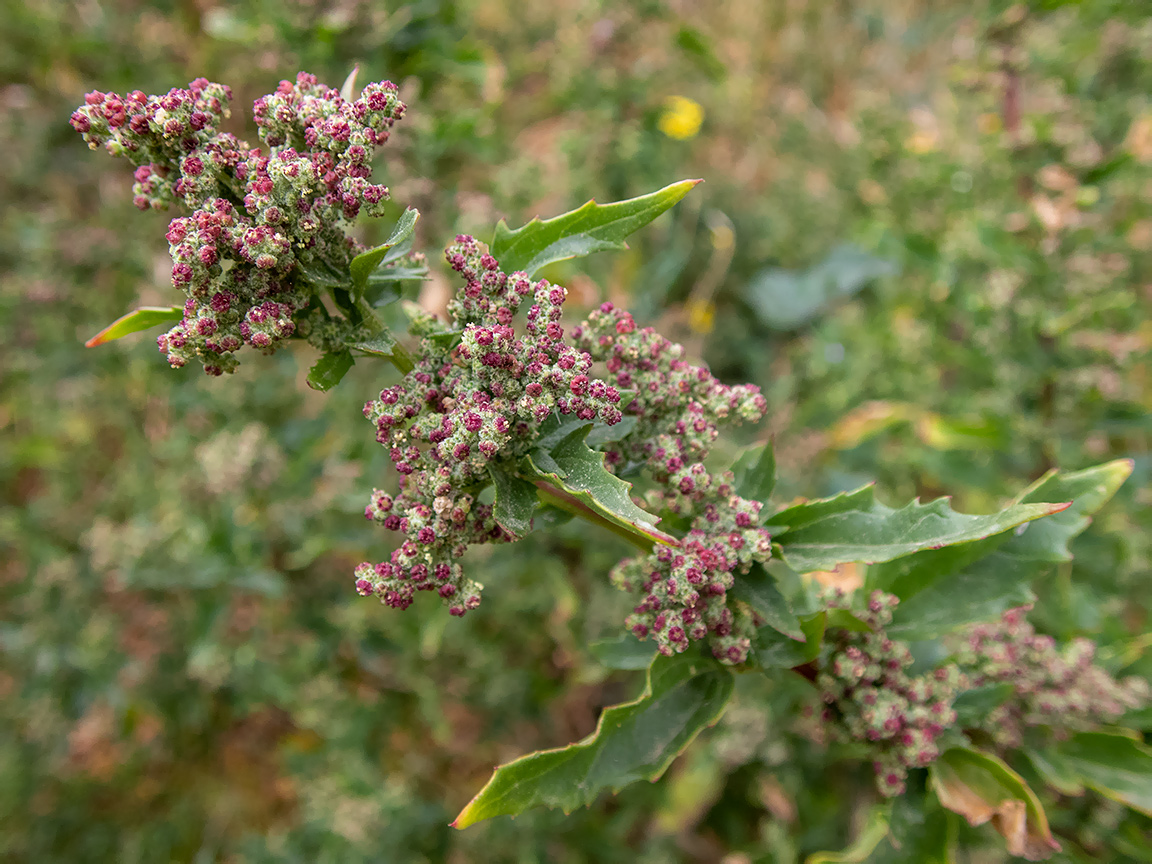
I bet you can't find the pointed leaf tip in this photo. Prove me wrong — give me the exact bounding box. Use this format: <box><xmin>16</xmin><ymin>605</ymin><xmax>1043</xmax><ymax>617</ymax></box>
<box><xmin>491</xmin><ymin>179</ymin><xmax>702</xmax><ymax>277</ymax></box>
<box><xmin>452</xmin><ymin>653</ymin><xmax>733</xmax><ymax>828</ymax></box>
<box><xmin>1004</xmin><ymin>461</ymin><xmax>1134</xmax><ymax>564</ymax></box>
<box><xmin>349</xmin><ymin>208</ymin><xmax>420</xmax><ymax>292</ymax></box>
<box><xmin>770</xmin><ymin>485</ymin><xmax>1060</xmax><ymax>573</ymax></box>
<box><xmin>307</xmin><ymin>349</ymin><xmax>354</xmax><ymax>391</ymax></box>
<box><xmin>340</xmin><ymin>64</ymin><xmax>360</xmax><ymax>102</ymax></box>
<box><xmin>85</xmin><ymin>306</ymin><xmax>184</xmax><ymax>347</ymax></box>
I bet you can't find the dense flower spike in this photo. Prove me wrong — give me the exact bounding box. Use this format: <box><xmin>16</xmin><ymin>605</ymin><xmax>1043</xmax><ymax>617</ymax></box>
<box><xmin>357</xmin><ymin>265</ymin><xmax>772</xmax><ymax>651</ymax></box>
<box><xmin>816</xmin><ymin>590</ymin><xmax>962</xmax><ymax>797</ymax></box>
<box><xmin>575</xmin><ymin>303</ymin><xmax>769</xmax><ymax>662</ymax></box>
<box><xmin>954</xmin><ymin>606</ymin><xmax>1149</xmax><ymax>748</ymax></box>
<box><xmin>358</xmin><ymin>238</ymin><xmax>627</xmax><ymax>613</ymax></box>
<box><xmin>71</xmin><ymin>79</ymin><xmax>235</xmax><ymax>210</ymax></box>
<box><xmin>71</xmin><ymin>73</ymin><xmax>406</xmax><ymax>375</ymax></box>
<box><xmin>817</xmin><ymin>597</ymin><xmax>1150</xmax><ymax>796</ymax></box>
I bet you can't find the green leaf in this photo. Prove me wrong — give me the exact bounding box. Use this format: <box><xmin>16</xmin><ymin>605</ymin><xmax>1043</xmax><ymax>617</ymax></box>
<box><xmin>886</xmin><ymin>552</ymin><xmax>1037</xmax><ymax>640</ymax></box>
<box><xmin>360</xmin><ymin>239</ymin><xmax>429</xmax><ymax>309</ymax></box>
<box><xmin>867</xmin><ymin>532</ymin><xmax>1011</xmax><ymax>599</ymax></box>
<box><xmin>588</xmin><ymin>634</ymin><xmax>658</xmax><ymax>671</ymax></box>
<box><xmin>754</xmin><ymin>611</ymin><xmax>826</xmax><ymax>669</ymax></box>
<box><xmin>348</xmin><ymin>330</ymin><xmax>398</xmax><ymax>358</ymax></box>
<box><xmin>805</xmin><ymin>806</ymin><xmax>889</xmax><ymax>863</ymax></box>
<box><xmin>875</xmin><ymin>771</ymin><xmax>957</xmax><ymax>864</ymax></box>
<box><xmin>768</xmin><ymin>485</ymin><xmax>874</xmax><ymax>531</ymax></box>
<box><xmin>306</xmin><ymin>350</ymin><xmax>354</xmax><ymax>391</ymax></box>
<box><xmin>674</xmin><ymin>25</ymin><xmax>726</xmax><ymax>81</ymax></box>
<box><xmin>745</xmin><ymin>244</ymin><xmax>897</xmax><ymax>331</ymax></box>
<box><xmin>1007</xmin><ymin>459</ymin><xmax>1133</xmax><ymax>563</ymax></box>
<box><xmin>731</xmin><ymin>562</ymin><xmax>804</xmax><ymax>640</ymax></box>
<box><xmin>488</xmin><ymin>464</ymin><xmax>539</xmax><ymax>539</ymax></box>
<box><xmin>452</xmin><ymin>652</ymin><xmax>733</xmax><ymax>828</ymax></box>
<box><xmin>85</xmin><ymin>306</ymin><xmax>183</xmax><ymax>347</ymax></box>
<box><xmin>534</xmin><ymin>413</ymin><xmax>639</xmax><ymax>453</ymax></box>
<box><xmin>930</xmin><ymin>747</ymin><xmax>1060</xmax><ymax>861</ymax></box>
<box><xmin>585</xmin><ymin>415</ymin><xmax>638</xmax><ymax>448</ymax></box>
<box><xmin>770</xmin><ymin>484</ymin><xmax>1067</xmax><ymax>574</ymax></box>
<box><xmin>349</xmin><ymin>208</ymin><xmax>419</xmax><ymax>293</ymax></box>
<box><xmin>826</xmin><ymin>608</ymin><xmax>875</xmax><ymax>632</ymax></box>
<box><xmin>295</xmin><ymin>255</ymin><xmax>351</xmax><ymax>288</ymax></box>
<box><xmin>1022</xmin><ymin>748</ymin><xmax>1085</xmax><ymax>797</ymax></box>
<box><xmin>528</xmin><ymin>504</ymin><xmax>574</xmax><ymax>533</ymax></box>
<box><xmin>534</xmin><ymin>414</ymin><xmax>591</xmax><ymax>451</ymax></box>
<box><xmin>952</xmin><ymin>683</ymin><xmax>1015</xmax><ymax>727</ymax></box>
<box><xmin>490</xmin><ymin>179</ymin><xmax>702</xmax><ymax>278</ymax></box>
<box><xmin>362</xmin><ymin>260</ymin><xmax>430</xmax><ymax>309</ymax></box>
<box><xmin>732</xmin><ymin>440</ymin><xmax>776</xmax><ymax>505</ymax></box>
<box><xmin>363</xmin><ymin>282</ymin><xmax>402</xmax><ymax>309</ymax></box>
<box><xmin>367</xmin><ymin>262</ymin><xmax>429</xmax><ymax>284</ymax></box>
<box><xmin>525</xmin><ymin>426</ymin><xmax>677</xmax><ymax>549</ymax></box>
<box><xmin>881</xmin><ymin>462</ymin><xmax>1131</xmax><ymax>640</ymax></box>
<box><xmin>1055</xmin><ymin>731</ymin><xmax>1152</xmax><ymax>816</ymax></box>
<box><xmin>529</xmin><ymin>448</ymin><xmax>565</xmax><ymax>478</ymax></box>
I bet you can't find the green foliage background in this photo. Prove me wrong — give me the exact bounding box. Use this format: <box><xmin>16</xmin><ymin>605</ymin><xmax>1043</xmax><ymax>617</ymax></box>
<box><xmin>2</xmin><ymin>0</ymin><xmax>1149</xmax><ymax>860</ymax></box>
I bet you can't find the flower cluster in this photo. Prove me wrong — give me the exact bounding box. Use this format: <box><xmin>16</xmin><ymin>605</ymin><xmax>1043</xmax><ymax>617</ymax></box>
<box><xmin>71</xmin><ymin>73</ymin><xmax>406</xmax><ymax>375</ymax></box>
<box><xmin>356</xmin><ymin>238</ymin><xmax>627</xmax><ymax>613</ymax></box>
<box><xmin>954</xmin><ymin>606</ymin><xmax>1148</xmax><ymax>748</ymax></box>
<box><xmin>574</xmin><ymin>304</ymin><xmax>770</xmax><ymax>663</ymax></box>
<box><xmin>70</xmin><ymin>78</ymin><xmax>235</xmax><ymax>209</ymax></box>
<box><xmin>817</xmin><ymin>590</ymin><xmax>962</xmax><ymax>797</ymax></box>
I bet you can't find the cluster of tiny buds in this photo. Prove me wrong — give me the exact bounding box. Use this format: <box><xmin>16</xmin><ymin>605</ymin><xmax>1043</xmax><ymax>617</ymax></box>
<box><xmin>354</xmin><ymin>240</ymin><xmax>772</xmax><ymax>646</ymax></box>
<box><xmin>71</xmin><ymin>78</ymin><xmax>234</xmax><ymax>210</ymax></box>
<box><xmin>357</xmin><ymin>239</ymin><xmax>635</xmax><ymax>614</ymax></box>
<box><xmin>353</xmin><ymin>487</ymin><xmax>499</xmax><ymax>615</ymax></box>
<box><xmin>362</xmin><ymin>239</ymin><xmax>623</xmax><ymax>487</ymax></box>
<box><xmin>572</xmin><ymin>302</ymin><xmax>766</xmax><ymax>511</ymax></box>
<box><xmin>612</xmin><ymin>491</ymin><xmax>770</xmax><ymax>664</ymax></box>
<box><xmin>72</xmin><ymin>72</ymin><xmax>406</xmax><ymax>375</ymax></box>
<box><xmin>954</xmin><ymin>606</ymin><xmax>1149</xmax><ymax>748</ymax></box>
<box><xmin>568</xmin><ymin>301</ymin><xmax>769</xmax><ymax>663</ymax></box>
<box><xmin>817</xmin><ymin>590</ymin><xmax>961</xmax><ymax>797</ymax></box>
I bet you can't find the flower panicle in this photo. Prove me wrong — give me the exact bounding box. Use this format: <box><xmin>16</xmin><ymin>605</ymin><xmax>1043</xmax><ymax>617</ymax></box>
<box><xmin>71</xmin><ymin>72</ymin><xmax>406</xmax><ymax>375</ymax></box>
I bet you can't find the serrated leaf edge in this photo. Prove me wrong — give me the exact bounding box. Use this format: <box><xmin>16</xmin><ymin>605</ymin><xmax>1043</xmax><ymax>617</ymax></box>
<box><xmin>452</xmin><ymin>655</ymin><xmax>732</xmax><ymax>828</ymax></box>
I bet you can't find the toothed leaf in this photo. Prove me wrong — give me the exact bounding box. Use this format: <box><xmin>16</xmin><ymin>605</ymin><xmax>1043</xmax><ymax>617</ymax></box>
<box><xmin>770</xmin><ymin>485</ymin><xmax>1067</xmax><ymax>574</ymax></box>
<box><xmin>452</xmin><ymin>652</ymin><xmax>733</xmax><ymax>828</ymax></box>
<box><xmin>349</xmin><ymin>208</ymin><xmax>419</xmax><ymax>293</ymax></box>
<box><xmin>491</xmin><ymin>180</ymin><xmax>701</xmax><ymax>277</ymax></box>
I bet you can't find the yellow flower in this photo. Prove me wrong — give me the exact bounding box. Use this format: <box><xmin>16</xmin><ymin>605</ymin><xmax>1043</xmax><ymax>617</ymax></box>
<box><xmin>659</xmin><ymin>96</ymin><xmax>704</xmax><ymax>140</ymax></box>
<box><xmin>685</xmin><ymin>298</ymin><xmax>715</xmax><ymax>334</ymax></box>
<box><xmin>977</xmin><ymin>112</ymin><xmax>1002</xmax><ymax>135</ymax></box>
<box><xmin>904</xmin><ymin>129</ymin><xmax>938</xmax><ymax>154</ymax></box>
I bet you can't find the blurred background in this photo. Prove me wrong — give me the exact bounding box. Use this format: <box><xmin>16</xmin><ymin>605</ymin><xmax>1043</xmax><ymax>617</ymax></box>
<box><xmin>2</xmin><ymin>1</ymin><xmax>1150</xmax><ymax>860</ymax></box>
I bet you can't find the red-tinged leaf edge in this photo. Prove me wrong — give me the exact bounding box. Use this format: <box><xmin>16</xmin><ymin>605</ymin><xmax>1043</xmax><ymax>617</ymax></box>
<box><xmin>451</xmin><ymin>652</ymin><xmax>732</xmax><ymax>829</ymax></box>
<box><xmin>85</xmin><ymin>306</ymin><xmax>183</xmax><ymax>347</ymax></box>
<box><xmin>491</xmin><ymin>179</ymin><xmax>703</xmax><ymax>277</ymax></box>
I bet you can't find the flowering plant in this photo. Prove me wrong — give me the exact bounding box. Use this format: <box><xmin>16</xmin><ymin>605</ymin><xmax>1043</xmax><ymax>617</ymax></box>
<box><xmin>74</xmin><ymin>71</ymin><xmax>1149</xmax><ymax>860</ymax></box>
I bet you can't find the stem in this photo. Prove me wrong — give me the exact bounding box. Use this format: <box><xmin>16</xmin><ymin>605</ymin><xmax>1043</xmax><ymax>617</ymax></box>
<box><xmin>790</xmin><ymin>661</ymin><xmax>818</xmax><ymax>684</ymax></box>
<box><xmin>354</xmin><ymin>297</ymin><xmax>380</xmax><ymax>328</ymax></box>
<box><xmin>534</xmin><ymin>482</ymin><xmax>656</xmax><ymax>553</ymax></box>
<box><xmin>388</xmin><ymin>341</ymin><xmax>415</xmax><ymax>374</ymax></box>
<box><xmin>354</xmin><ymin>297</ymin><xmax>415</xmax><ymax>374</ymax></box>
